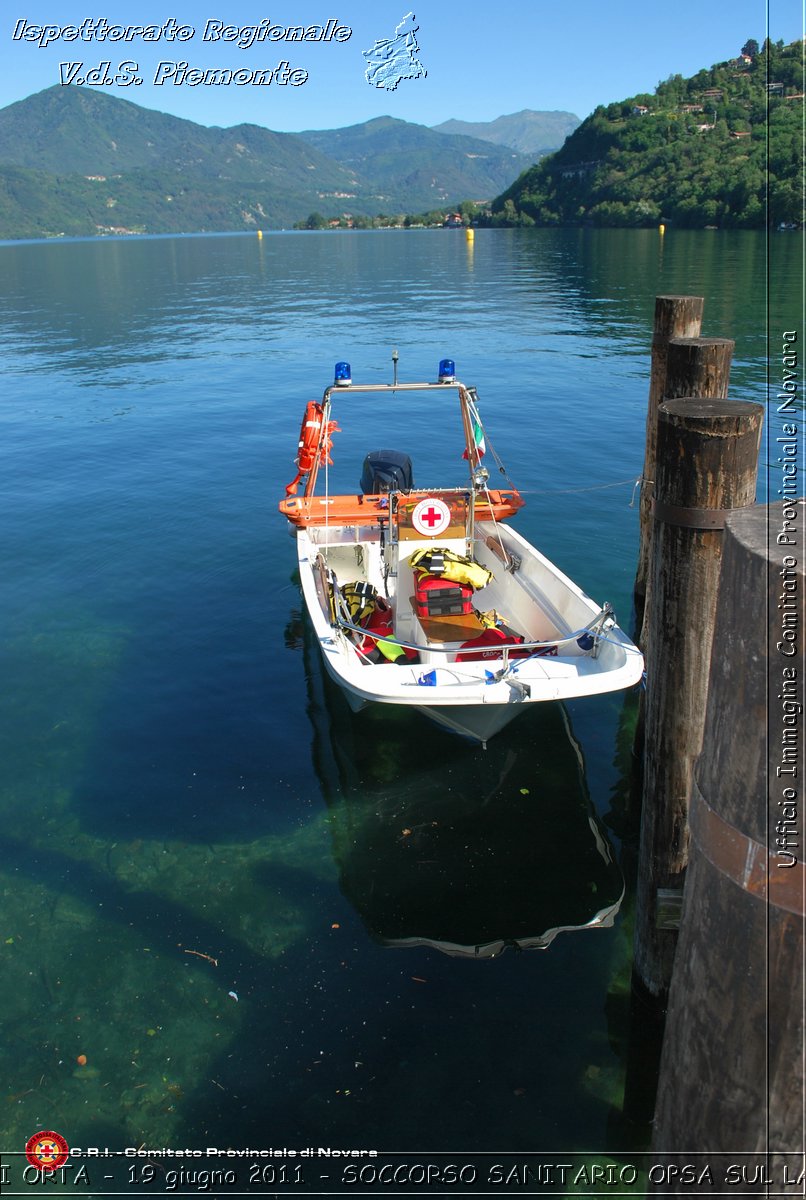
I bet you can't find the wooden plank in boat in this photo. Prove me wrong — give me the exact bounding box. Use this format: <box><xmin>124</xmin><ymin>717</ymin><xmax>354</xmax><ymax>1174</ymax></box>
<box><xmin>409</xmin><ymin>602</ymin><xmax>486</xmax><ymax>644</ymax></box>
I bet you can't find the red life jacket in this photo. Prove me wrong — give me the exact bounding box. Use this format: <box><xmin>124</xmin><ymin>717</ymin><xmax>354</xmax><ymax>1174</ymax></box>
<box><xmin>359</xmin><ymin>601</ymin><xmax>418</xmax><ymax>663</ymax></box>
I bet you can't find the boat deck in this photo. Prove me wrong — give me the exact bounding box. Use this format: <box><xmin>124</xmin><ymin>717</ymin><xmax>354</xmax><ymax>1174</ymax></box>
<box><xmin>303</xmin><ymin>523</ymin><xmax>583</xmax><ymax>665</ymax></box>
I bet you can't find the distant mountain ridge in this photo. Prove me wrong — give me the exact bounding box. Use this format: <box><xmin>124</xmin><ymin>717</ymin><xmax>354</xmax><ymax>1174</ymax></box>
<box><xmin>0</xmin><ymin>87</ymin><xmax>533</xmax><ymax>239</ymax></box>
<box><xmin>296</xmin><ymin>115</ymin><xmax>531</xmax><ymax>207</ymax></box>
<box><xmin>432</xmin><ymin>110</ymin><xmax>580</xmax><ymax>157</ymax></box>
<box><xmin>0</xmin><ymin>86</ymin><xmax>351</xmax><ymax>183</ymax></box>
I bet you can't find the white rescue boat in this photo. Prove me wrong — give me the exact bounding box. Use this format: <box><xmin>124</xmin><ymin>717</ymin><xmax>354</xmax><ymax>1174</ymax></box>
<box><xmin>279</xmin><ymin>359</ymin><xmax>644</xmax><ymax>744</ymax></box>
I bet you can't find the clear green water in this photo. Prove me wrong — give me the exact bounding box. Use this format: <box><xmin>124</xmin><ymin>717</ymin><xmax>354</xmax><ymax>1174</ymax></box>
<box><xmin>0</xmin><ymin>228</ymin><xmax>798</xmax><ymax>1169</ymax></box>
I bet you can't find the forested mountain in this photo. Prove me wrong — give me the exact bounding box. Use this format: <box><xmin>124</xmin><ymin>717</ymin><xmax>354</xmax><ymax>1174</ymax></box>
<box><xmin>0</xmin><ymin>85</ymin><xmax>356</xmax><ymax>183</ymax></box>
<box><xmin>1</xmin><ymin>35</ymin><xmax>800</xmax><ymax>240</ymax></box>
<box><xmin>296</xmin><ymin>116</ymin><xmax>531</xmax><ymax>207</ymax></box>
<box><xmin>0</xmin><ymin>88</ymin><xmax>529</xmax><ymax>239</ymax></box>
<box><xmin>492</xmin><ymin>39</ymin><xmax>803</xmax><ymax>228</ymax></box>
<box><xmin>432</xmin><ymin>110</ymin><xmax>580</xmax><ymax>158</ymax></box>
<box><xmin>0</xmin><ymin>87</ymin><xmax>359</xmax><ymax>237</ymax></box>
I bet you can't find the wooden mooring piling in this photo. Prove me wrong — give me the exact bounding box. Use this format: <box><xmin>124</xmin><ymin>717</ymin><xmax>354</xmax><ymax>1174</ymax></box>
<box><xmin>635</xmin><ymin>327</ymin><xmax>735</xmax><ymax>646</ymax></box>
<box><xmin>635</xmin><ymin>297</ymin><xmax>704</xmax><ymax>611</ymax></box>
<box><xmin>633</xmin><ymin>396</ymin><xmax>763</xmax><ymax>997</ymax></box>
<box><xmin>629</xmin><ymin>295</ymin><xmax>804</xmax><ymax>1175</ymax></box>
<box><xmin>650</xmin><ymin>504</ymin><xmax>805</xmax><ymax>1179</ymax></box>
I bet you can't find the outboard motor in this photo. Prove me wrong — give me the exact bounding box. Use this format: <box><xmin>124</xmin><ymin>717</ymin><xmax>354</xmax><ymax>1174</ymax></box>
<box><xmin>360</xmin><ymin>450</ymin><xmax>414</xmax><ymax>494</ymax></box>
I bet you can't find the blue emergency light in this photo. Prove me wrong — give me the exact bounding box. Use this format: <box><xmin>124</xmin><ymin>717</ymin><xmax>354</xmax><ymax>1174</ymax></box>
<box><xmin>334</xmin><ymin>361</ymin><xmax>352</xmax><ymax>386</ymax></box>
<box><xmin>438</xmin><ymin>358</ymin><xmax>455</xmax><ymax>382</ymax></box>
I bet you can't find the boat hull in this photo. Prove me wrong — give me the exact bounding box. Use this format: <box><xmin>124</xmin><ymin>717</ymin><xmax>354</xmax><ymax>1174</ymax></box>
<box><xmin>412</xmin><ymin>701</ymin><xmax>525</xmax><ymax>744</ymax></box>
<box><xmin>318</xmin><ymin>648</ymin><xmax>524</xmax><ymax>742</ymax></box>
<box><xmin>295</xmin><ymin>518</ymin><xmax>644</xmax><ymax>744</ymax></box>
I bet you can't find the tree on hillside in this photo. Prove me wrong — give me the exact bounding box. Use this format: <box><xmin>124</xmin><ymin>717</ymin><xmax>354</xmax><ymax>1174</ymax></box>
<box><xmin>489</xmin><ymin>37</ymin><xmax>803</xmax><ymax>230</ymax></box>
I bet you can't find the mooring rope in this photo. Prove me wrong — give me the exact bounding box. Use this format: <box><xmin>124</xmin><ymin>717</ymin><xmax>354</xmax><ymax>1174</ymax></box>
<box><xmin>518</xmin><ymin>475</ymin><xmax>642</xmax><ymax>500</ymax></box>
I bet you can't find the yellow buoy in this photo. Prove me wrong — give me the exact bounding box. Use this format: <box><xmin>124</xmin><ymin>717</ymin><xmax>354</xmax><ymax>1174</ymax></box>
<box><xmin>257</xmin><ymin>230</ymin><xmax>263</xmax><ymax>239</ymax></box>
<box><xmin>659</xmin><ymin>224</ymin><xmax>665</xmax><ymax>235</ymax></box>
<box><xmin>465</xmin><ymin>228</ymin><xmax>475</xmax><ymax>242</ymax></box>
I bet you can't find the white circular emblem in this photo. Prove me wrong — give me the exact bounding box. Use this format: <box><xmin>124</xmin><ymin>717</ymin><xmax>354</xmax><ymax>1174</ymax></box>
<box><xmin>412</xmin><ymin>497</ymin><xmax>451</xmax><ymax>537</ymax></box>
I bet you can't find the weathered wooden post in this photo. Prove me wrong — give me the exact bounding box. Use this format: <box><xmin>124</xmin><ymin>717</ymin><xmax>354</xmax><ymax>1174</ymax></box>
<box><xmin>664</xmin><ymin>335</ymin><xmax>735</xmax><ymax>401</ymax></box>
<box><xmin>634</xmin><ymin>298</ymin><xmax>704</xmax><ymax>614</ymax></box>
<box><xmin>633</xmin><ymin>398</ymin><xmax>764</xmax><ymax>997</ymax></box>
<box><xmin>637</xmin><ymin>334</ymin><xmax>734</xmax><ymax>649</ymax></box>
<box><xmin>651</xmin><ymin>504</ymin><xmax>804</xmax><ymax>1187</ymax></box>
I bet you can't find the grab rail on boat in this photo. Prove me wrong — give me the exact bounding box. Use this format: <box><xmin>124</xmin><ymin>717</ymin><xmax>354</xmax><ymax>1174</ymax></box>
<box><xmin>329</xmin><ymin>603</ymin><xmax>618</xmax><ymax>662</ymax></box>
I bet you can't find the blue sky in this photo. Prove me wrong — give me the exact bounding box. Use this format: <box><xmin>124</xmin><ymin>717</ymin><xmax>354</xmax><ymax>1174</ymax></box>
<box><xmin>0</xmin><ymin>1</ymin><xmax>802</xmax><ymax>131</ymax></box>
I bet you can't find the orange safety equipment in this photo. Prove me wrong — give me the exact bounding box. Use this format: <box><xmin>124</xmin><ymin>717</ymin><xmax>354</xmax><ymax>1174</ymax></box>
<box><xmin>359</xmin><ymin>599</ymin><xmax>418</xmax><ymax>665</ymax></box>
<box><xmin>285</xmin><ymin>402</ymin><xmax>340</xmax><ymax>496</ymax></box>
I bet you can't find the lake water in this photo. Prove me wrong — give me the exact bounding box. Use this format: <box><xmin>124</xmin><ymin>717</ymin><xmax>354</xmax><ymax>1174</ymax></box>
<box><xmin>0</xmin><ymin>228</ymin><xmax>798</xmax><ymax>1183</ymax></box>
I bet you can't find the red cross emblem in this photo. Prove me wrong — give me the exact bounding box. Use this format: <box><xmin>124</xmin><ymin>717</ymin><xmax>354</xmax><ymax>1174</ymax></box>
<box><xmin>26</xmin><ymin>1130</ymin><xmax>69</xmax><ymax>1171</ymax></box>
<box><xmin>412</xmin><ymin>497</ymin><xmax>451</xmax><ymax>537</ymax></box>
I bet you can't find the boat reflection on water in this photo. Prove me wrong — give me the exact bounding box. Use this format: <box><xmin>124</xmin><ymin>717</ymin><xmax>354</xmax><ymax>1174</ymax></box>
<box><xmin>294</xmin><ymin>606</ymin><xmax>625</xmax><ymax>959</ymax></box>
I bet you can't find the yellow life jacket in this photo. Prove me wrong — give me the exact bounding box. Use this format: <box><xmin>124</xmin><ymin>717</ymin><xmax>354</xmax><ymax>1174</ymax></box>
<box><xmin>408</xmin><ymin>546</ymin><xmax>492</xmax><ymax>591</ymax></box>
<box><xmin>329</xmin><ymin>578</ymin><xmax>378</xmax><ymax>626</ymax></box>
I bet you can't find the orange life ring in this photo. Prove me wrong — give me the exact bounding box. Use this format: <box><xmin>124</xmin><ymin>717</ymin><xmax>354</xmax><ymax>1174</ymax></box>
<box><xmin>297</xmin><ymin>401</ymin><xmax>324</xmax><ymax>473</ymax></box>
<box><xmin>285</xmin><ymin>402</ymin><xmax>340</xmax><ymax>497</ymax></box>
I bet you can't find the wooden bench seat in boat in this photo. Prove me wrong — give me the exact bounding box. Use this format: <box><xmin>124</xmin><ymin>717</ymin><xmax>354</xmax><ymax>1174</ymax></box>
<box><xmin>410</xmin><ymin>605</ymin><xmax>488</xmax><ymax>645</ymax></box>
